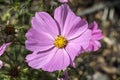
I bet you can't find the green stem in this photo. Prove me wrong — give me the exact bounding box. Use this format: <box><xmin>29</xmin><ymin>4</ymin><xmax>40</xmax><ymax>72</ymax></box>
<box><xmin>57</xmin><ymin>70</ymin><xmax>61</xmax><ymax>78</ymax></box>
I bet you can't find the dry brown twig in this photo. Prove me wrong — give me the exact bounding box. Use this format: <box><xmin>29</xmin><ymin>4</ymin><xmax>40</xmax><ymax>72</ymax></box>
<box><xmin>77</xmin><ymin>1</ymin><xmax>120</xmax><ymax>16</ymax></box>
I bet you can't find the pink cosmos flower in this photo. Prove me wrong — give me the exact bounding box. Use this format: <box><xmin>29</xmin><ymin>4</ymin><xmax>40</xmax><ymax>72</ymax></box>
<box><xmin>86</xmin><ymin>21</ymin><xmax>103</xmax><ymax>51</ymax></box>
<box><xmin>25</xmin><ymin>4</ymin><xmax>91</xmax><ymax>72</ymax></box>
<box><xmin>59</xmin><ymin>0</ymin><xmax>68</xmax><ymax>3</ymax></box>
<box><xmin>0</xmin><ymin>42</ymin><xmax>11</xmax><ymax>68</ymax></box>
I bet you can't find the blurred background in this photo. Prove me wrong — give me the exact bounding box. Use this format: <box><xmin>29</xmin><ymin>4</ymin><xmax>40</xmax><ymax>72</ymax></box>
<box><xmin>0</xmin><ymin>0</ymin><xmax>120</xmax><ymax>80</ymax></box>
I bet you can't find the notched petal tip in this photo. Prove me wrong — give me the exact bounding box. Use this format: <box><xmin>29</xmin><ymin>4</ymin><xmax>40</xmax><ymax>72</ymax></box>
<box><xmin>89</xmin><ymin>21</ymin><xmax>98</xmax><ymax>30</ymax></box>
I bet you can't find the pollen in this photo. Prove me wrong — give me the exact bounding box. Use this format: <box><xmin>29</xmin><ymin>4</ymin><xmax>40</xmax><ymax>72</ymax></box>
<box><xmin>54</xmin><ymin>35</ymin><xmax>68</xmax><ymax>48</ymax></box>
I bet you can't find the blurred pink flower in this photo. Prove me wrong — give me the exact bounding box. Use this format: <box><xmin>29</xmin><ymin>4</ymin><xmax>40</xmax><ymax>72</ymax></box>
<box><xmin>86</xmin><ymin>21</ymin><xmax>103</xmax><ymax>51</ymax></box>
<box><xmin>25</xmin><ymin>4</ymin><xmax>91</xmax><ymax>72</ymax></box>
<box><xmin>63</xmin><ymin>69</ymin><xmax>69</xmax><ymax>80</ymax></box>
<box><xmin>0</xmin><ymin>43</ymin><xmax>11</xmax><ymax>56</ymax></box>
<box><xmin>59</xmin><ymin>0</ymin><xmax>68</xmax><ymax>3</ymax></box>
<box><xmin>57</xmin><ymin>69</ymin><xmax>68</xmax><ymax>80</ymax></box>
<box><xmin>0</xmin><ymin>42</ymin><xmax>11</xmax><ymax>68</ymax></box>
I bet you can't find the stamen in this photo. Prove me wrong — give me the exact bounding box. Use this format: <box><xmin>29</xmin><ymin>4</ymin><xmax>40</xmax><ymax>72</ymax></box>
<box><xmin>54</xmin><ymin>36</ymin><xmax>67</xmax><ymax>48</ymax></box>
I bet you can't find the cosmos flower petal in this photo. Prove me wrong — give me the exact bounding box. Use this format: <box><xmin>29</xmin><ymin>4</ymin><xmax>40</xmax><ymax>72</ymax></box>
<box><xmin>26</xmin><ymin>47</ymin><xmax>57</xmax><ymax>69</ymax></box>
<box><xmin>54</xmin><ymin>4</ymin><xmax>88</xmax><ymax>39</ymax></box>
<box><xmin>25</xmin><ymin>28</ymin><xmax>54</xmax><ymax>51</ymax></box>
<box><xmin>32</xmin><ymin>12</ymin><xmax>59</xmax><ymax>38</ymax></box>
<box><xmin>86</xmin><ymin>40</ymin><xmax>101</xmax><ymax>51</ymax></box>
<box><xmin>69</xmin><ymin>29</ymin><xmax>92</xmax><ymax>50</ymax></box>
<box><xmin>65</xmin><ymin>43</ymin><xmax>81</xmax><ymax>62</ymax></box>
<box><xmin>65</xmin><ymin>43</ymin><xmax>82</xmax><ymax>67</ymax></box>
<box><xmin>94</xmin><ymin>41</ymin><xmax>101</xmax><ymax>50</ymax></box>
<box><xmin>64</xmin><ymin>19</ymin><xmax>88</xmax><ymax>40</ymax></box>
<box><xmin>54</xmin><ymin>4</ymin><xmax>73</xmax><ymax>32</ymax></box>
<box><xmin>90</xmin><ymin>22</ymin><xmax>103</xmax><ymax>40</ymax></box>
<box><xmin>0</xmin><ymin>60</ymin><xmax>3</xmax><ymax>69</ymax></box>
<box><xmin>89</xmin><ymin>21</ymin><xmax>98</xmax><ymax>30</ymax></box>
<box><xmin>92</xmin><ymin>30</ymin><xmax>103</xmax><ymax>40</ymax></box>
<box><xmin>61</xmin><ymin>11</ymin><xmax>81</xmax><ymax>36</ymax></box>
<box><xmin>0</xmin><ymin>42</ymin><xmax>11</xmax><ymax>56</ymax></box>
<box><xmin>42</xmin><ymin>49</ymin><xmax>70</xmax><ymax>72</ymax></box>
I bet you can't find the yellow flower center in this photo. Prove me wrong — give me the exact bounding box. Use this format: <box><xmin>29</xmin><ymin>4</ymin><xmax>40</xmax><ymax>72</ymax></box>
<box><xmin>54</xmin><ymin>35</ymin><xmax>68</xmax><ymax>48</ymax></box>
